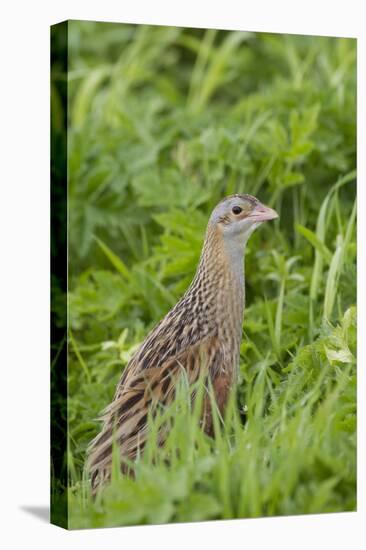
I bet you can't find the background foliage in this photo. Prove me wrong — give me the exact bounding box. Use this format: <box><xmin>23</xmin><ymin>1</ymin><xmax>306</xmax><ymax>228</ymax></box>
<box><xmin>54</xmin><ymin>21</ymin><xmax>356</xmax><ymax>528</ymax></box>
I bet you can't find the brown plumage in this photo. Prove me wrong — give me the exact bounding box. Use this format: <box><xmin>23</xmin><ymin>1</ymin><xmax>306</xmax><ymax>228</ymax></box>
<box><xmin>87</xmin><ymin>194</ymin><xmax>278</xmax><ymax>491</ymax></box>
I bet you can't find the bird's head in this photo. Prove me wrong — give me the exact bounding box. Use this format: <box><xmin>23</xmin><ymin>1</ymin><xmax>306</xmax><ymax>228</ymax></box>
<box><xmin>209</xmin><ymin>194</ymin><xmax>278</xmax><ymax>247</ymax></box>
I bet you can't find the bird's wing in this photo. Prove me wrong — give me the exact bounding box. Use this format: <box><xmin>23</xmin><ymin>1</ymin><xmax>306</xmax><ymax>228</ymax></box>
<box><xmin>86</xmin><ymin>333</ymin><xmax>222</xmax><ymax>490</ymax></box>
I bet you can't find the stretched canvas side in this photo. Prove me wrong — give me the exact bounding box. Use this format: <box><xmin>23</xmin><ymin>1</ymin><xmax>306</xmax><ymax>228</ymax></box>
<box><xmin>50</xmin><ymin>20</ymin><xmax>68</xmax><ymax>529</ymax></box>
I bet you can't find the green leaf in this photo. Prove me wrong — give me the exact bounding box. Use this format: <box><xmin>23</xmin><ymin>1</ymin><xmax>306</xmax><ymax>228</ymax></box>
<box><xmin>175</xmin><ymin>493</ymin><xmax>221</xmax><ymax>522</ymax></box>
<box><xmin>295</xmin><ymin>224</ymin><xmax>333</xmax><ymax>262</ymax></box>
<box><xmin>94</xmin><ymin>237</ymin><xmax>131</xmax><ymax>281</ymax></box>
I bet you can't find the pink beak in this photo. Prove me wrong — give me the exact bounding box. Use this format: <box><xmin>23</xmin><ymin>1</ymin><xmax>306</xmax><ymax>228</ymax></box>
<box><xmin>250</xmin><ymin>202</ymin><xmax>278</xmax><ymax>222</ymax></box>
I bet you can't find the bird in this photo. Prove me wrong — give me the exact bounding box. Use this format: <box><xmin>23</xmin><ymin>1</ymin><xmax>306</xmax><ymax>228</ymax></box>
<box><xmin>87</xmin><ymin>194</ymin><xmax>278</xmax><ymax>492</ymax></box>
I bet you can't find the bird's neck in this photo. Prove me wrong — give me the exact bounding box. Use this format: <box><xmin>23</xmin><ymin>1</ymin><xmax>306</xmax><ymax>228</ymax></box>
<box><xmin>191</xmin><ymin>225</ymin><xmax>246</xmax><ymax>340</ymax></box>
<box><xmin>199</xmin><ymin>224</ymin><xmax>245</xmax><ymax>288</ymax></box>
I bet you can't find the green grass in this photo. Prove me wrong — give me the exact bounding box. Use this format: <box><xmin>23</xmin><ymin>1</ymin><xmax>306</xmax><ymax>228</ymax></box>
<box><xmin>54</xmin><ymin>21</ymin><xmax>356</xmax><ymax>528</ymax></box>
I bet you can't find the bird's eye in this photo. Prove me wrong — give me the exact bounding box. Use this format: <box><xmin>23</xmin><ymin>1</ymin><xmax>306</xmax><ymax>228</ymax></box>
<box><xmin>232</xmin><ymin>206</ymin><xmax>242</xmax><ymax>215</ymax></box>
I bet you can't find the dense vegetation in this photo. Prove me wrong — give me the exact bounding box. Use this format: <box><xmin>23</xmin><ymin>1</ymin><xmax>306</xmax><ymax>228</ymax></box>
<box><xmin>57</xmin><ymin>21</ymin><xmax>356</xmax><ymax>528</ymax></box>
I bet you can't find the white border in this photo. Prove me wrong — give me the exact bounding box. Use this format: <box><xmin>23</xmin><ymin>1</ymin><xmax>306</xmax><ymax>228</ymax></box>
<box><xmin>0</xmin><ymin>1</ymin><xmax>364</xmax><ymax>548</ymax></box>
